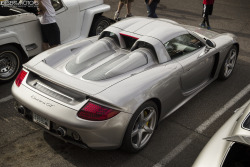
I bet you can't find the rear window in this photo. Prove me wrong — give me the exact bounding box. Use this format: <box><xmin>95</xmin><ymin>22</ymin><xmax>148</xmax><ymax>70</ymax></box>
<box><xmin>120</xmin><ymin>33</ymin><xmax>138</xmax><ymax>49</ymax></box>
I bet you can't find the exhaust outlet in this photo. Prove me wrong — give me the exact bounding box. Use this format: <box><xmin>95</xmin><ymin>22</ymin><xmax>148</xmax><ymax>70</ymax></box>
<box><xmin>17</xmin><ymin>106</ymin><xmax>26</xmax><ymax>116</ymax></box>
<box><xmin>56</xmin><ymin>127</ymin><xmax>67</xmax><ymax>137</ymax></box>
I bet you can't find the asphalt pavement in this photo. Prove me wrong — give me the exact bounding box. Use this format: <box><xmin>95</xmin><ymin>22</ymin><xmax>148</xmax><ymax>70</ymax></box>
<box><xmin>1</xmin><ymin>0</ymin><xmax>250</xmax><ymax>166</ymax></box>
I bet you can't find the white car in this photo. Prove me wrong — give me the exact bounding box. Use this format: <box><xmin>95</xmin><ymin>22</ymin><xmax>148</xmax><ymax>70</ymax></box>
<box><xmin>193</xmin><ymin>100</ymin><xmax>250</xmax><ymax>167</ymax></box>
<box><xmin>0</xmin><ymin>0</ymin><xmax>112</xmax><ymax>82</ymax></box>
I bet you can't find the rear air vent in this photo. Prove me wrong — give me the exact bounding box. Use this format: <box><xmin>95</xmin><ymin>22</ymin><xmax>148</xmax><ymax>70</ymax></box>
<box><xmin>34</xmin><ymin>82</ymin><xmax>74</xmax><ymax>104</ymax></box>
<box><xmin>26</xmin><ymin>72</ymin><xmax>85</xmax><ymax>105</ymax></box>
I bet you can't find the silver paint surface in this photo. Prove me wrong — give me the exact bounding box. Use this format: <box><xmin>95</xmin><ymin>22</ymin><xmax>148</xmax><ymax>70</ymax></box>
<box><xmin>12</xmin><ymin>17</ymin><xmax>239</xmax><ymax>149</ymax></box>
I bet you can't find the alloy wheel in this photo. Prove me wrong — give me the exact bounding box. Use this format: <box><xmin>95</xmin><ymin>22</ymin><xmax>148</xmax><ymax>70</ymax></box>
<box><xmin>224</xmin><ymin>48</ymin><xmax>237</xmax><ymax>78</ymax></box>
<box><xmin>131</xmin><ymin>107</ymin><xmax>157</xmax><ymax>149</ymax></box>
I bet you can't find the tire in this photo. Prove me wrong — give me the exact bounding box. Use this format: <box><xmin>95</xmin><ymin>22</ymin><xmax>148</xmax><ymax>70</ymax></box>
<box><xmin>218</xmin><ymin>45</ymin><xmax>238</xmax><ymax>80</ymax></box>
<box><xmin>89</xmin><ymin>16</ymin><xmax>111</xmax><ymax>37</ymax></box>
<box><xmin>0</xmin><ymin>45</ymin><xmax>22</xmax><ymax>83</ymax></box>
<box><xmin>122</xmin><ymin>101</ymin><xmax>158</xmax><ymax>152</ymax></box>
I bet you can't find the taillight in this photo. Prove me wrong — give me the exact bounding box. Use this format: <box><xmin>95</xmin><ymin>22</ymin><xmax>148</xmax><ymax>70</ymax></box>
<box><xmin>15</xmin><ymin>70</ymin><xmax>27</xmax><ymax>87</ymax></box>
<box><xmin>77</xmin><ymin>102</ymin><xmax>120</xmax><ymax>121</ymax></box>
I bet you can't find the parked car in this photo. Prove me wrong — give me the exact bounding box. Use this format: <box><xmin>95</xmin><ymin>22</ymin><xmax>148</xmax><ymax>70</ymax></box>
<box><xmin>0</xmin><ymin>0</ymin><xmax>112</xmax><ymax>82</ymax></box>
<box><xmin>12</xmin><ymin>17</ymin><xmax>239</xmax><ymax>152</ymax></box>
<box><xmin>193</xmin><ymin>100</ymin><xmax>250</xmax><ymax>167</ymax></box>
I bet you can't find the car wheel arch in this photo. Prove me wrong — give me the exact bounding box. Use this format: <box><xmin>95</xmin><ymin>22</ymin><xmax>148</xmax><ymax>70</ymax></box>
<box><xmin>88</xmin><ymin>14</ymin><xmax>112</xmax><ymax>37</ymax></box>
<box><xmin>149</xmin><ymin>98</ymin><xmax>162</xmax><ymax>124</ymax></box>
<box><xmin>131</xmin><ymin>98</ymin><xmax>162</xmax><ymax>124</ymax></box>
<box><xmin>1</xmin><ymin>43</ymin><xmax>28</xmax><ymax>59</ymax></box>
<box><xmin>121</xmin><ymin>99</ymin><xmax>160</xmax><ymax>152</ymax></box>
<box><xmin>218</xmin><ymin>44</ymin><xmax>238</xmax><ymax>80</ymax></box>
<box><xmin>234</xmin><ymin>43</ymin><xmax>239</xmax><ymax>55</ymax></box>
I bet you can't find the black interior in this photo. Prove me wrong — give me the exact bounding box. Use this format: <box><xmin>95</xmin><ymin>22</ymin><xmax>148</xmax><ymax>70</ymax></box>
<box><xmin>0</xmin><ymin>5</ymin><xmax>38</xmax><ymax>16</ymax></box>
<box><xmin>222</xmin><ymin>143</ymin><xmax>250</xmax><ymax>167</ymax></box>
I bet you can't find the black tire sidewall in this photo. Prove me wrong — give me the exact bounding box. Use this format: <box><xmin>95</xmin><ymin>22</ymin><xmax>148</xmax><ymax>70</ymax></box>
<box><xmin>0</xmin><ymin>45</ymin><xmax>22</xmax><ymax>82</ymax></box>
<box><xmin>121</xmin><ymin>101</ymin><xmax>158</xmax><ymax>152</ymax></box>
<box><xmin>89</xmin><ymin>16</ymin><xmax>110</xmax><ymax>37</ymax></box>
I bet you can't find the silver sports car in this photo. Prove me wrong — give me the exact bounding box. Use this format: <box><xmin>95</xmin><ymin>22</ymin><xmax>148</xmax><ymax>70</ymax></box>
<box><xmin>12</xmin><ymin>17</ymin><xmax>239</xmax><ymax>152</ymax></box>
<box><xmin>193</xmin><ymin>100</ymin><xmax>250</xmax><ymax>167</ymax></box>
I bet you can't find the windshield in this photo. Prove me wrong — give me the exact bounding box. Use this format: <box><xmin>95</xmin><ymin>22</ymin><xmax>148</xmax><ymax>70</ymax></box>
<box><xmin>225</xmin><ymin>135</ymin><xmax>250</xmax><ymax>146</ymax></box>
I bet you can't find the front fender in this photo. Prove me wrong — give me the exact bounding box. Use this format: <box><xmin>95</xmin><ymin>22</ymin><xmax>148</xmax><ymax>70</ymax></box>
<box><xmin>213</xmin><ymin>34</ymin><xmax>239</xmax><ymax>75</ymax></box>
<box><xmin>80</xmin><ymin>4</ymin><xmax>110</xmax><ymax>37</ymax></box>
<box><xmin>0</xmin><ymin>30</ymin><xmax>26</xmax><ymax>53</ymax></box>
<box><xmin>221</xmin><ymin>33</ymin><xmax>238</xmax><ymax>44</ymax></box>
<box><xmin>0</xmin><ymin>19</ymin><xmax>42</xmax><ymax>57</ymax></box>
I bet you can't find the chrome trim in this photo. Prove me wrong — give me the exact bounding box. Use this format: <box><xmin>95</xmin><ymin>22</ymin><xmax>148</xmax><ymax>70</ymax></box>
<box><xmin>25</xmin><ymin>43</ymin><xmax>38</xmax><ymax>51</ymax></box>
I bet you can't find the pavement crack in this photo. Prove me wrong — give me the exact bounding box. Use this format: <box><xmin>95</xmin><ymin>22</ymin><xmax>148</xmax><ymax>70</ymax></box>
<box><xmin>0</xmin><ymin>130</ymin><xmax>41</xmax><ymax>150</ymax></box>
<box><xmin>169</xmin><ymin>119</ymin><xmax>210</xmax><ymax>139</ymax></box>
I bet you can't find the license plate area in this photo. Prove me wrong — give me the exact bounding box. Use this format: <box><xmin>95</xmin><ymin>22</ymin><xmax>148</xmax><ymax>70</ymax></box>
<box><xmin>33</xmin><ymin>113</ymin><xmax>50</xmax><ymax>130</ymax></box>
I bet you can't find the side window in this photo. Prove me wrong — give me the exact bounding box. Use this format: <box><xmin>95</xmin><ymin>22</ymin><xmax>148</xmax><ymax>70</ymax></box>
<box><xmin>51</xmin><ymin>0</ymin><xmax>63</xmax><ymax>11</ymax></box>
<box><xmin>164</xmin><ymin>34</ymin><xmax>204</xmax><ymax>59</ymax></box>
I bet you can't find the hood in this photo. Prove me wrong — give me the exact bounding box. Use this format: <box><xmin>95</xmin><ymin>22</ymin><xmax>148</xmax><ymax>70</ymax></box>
<box><xmin>0</xmin><ymin>13</ymin><xmax>37</xmax><ymax>28</ymax></box>
<box><xmin>24</xmin><ymin>37</ymin><xmax>157</xmax><ymax>95</ymax></box>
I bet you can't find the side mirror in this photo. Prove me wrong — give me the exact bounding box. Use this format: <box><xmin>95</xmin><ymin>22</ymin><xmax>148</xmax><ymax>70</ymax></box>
<box><xmin>206</xmin><ymin>39</ymin><xmax>216</xmax><ymax>49</ymax></box>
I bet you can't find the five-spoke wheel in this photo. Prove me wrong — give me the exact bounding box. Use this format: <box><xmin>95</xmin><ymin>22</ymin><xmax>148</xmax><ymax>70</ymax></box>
<box><xmin>219</xmin><ymin>45</ymin><xmax>238</xmax><ymax>80</ymax></box>
<box><xmin>122</xmin><ymin>101</ymin><xmax>158</xmax><ymax>152</ymax></box>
